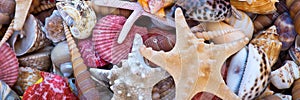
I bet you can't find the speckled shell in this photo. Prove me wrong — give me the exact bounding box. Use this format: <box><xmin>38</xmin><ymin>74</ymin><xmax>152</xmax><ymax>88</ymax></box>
<box><xmin>51</xmin><ymin>41</ymin><xmax>70</xmax><ymax>67</ymax></box>
<box><xmin>230</xmin><ymin>0</ymin><xmax>278</xmax><ymax>14</ymax></box>
<box><xmin>142</xmin><ymin>28</ymin><xmax>175</xmax><ymax>51</ymax></box>
<box><xmin>92</xmin><ymin>15</ymin><xmax>147</xmax><ymax>64</ymax></box>
<box><xmin>251</xmin><ymin>26</ymin><xmax>282</xmax><ymax>66</ymax></box>
<box><xmin>292</xmin><ymin>79</ymin><xmax>300</xmax><ymax>99</ymax></box>
<box><xmin>274</xmin><ymin>12</ymin><xmax>297</xmax><ymax>51</ymax></box>
<box><xmin>0</xmin><ymin>80</ymin><xmax>20</xmax><ymax>100</ymax></box>
<box><xmin>44</xmin><ymin>10</ymin><xmax>65</xmax><ymax>43</ymax></box>
<box><xmin>56</xmin><ymin>0</ymin><xmax>97</xmax><ymax>39</ymax></box>
<box><xmin>0</xmin><ymin>43</ymin><xmax>19</xmax><ymax>86</ymax></box>
<box><xmin>152</xmin><ymin>76</ymin><xmax>175</xmax><ymax>100</ymax></box>
<box><xmin>270</xmin><ymin>61</ymin><xmax>299</xmax><ymax>89</ymax></box>
<box><xmin>14</xmin><ymin>67</ymin><xmax>41</xmax><ymax>95</ymax></box>
<box><xmin>9</xmin><ymin>14</ymin><xmax>51</xmax><ymax>56</ymax></box>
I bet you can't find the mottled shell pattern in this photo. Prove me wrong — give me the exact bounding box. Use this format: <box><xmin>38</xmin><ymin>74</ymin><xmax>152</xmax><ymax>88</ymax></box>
<box><xmin>14</xmin><ymin>67</ymin><xmax>41</xmax><ymax>95</ymax></box>
<box><xmin>44</xmin><ymin>10</ymin><xmax>65</xmax><ymax>43</ymax></box>
<box><xmin>56</xmin><ymin>0</ymin><xmax>97</xmax><ymax>39</ymax></box>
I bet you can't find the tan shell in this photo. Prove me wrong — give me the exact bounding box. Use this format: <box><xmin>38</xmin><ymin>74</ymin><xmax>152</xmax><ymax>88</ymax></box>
<box><xmin>13</xmin><ymin>67</ymin><xmax>41</xmax><ymax>95</ymax></box>
<box><xmin>270</xmin><ymin>61</ymin><xmax>299</xmax><ymax>89</ymax></box>
<box><xmin>14</xmin><ymin>0</ymin><xmax>33</xmax><ymax>31</ymax></box>
<box><xmin>0</xmin><ymin>20</ymin><xmax>14</xmax><ymax>47</ymax></box>
<box><xmin>230</xmin><ymin>0</ymin><xmax>278</xmax><ymax>14</ymax></box>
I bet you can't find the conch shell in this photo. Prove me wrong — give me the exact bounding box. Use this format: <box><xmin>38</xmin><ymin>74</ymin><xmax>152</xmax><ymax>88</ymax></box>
<box><xmin>230</xmin><ymin>0</ymin><xmax>278</xmax><ymax>14</ymax></box>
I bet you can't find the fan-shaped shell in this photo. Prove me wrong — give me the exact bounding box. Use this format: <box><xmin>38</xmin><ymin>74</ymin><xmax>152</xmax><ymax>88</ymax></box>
<box><xmin>44</xmin><ymin>10</ymin><xmax>65</xmax><ymax>43</ymax></box>
<box><xmin>92</xmin><ymin>15</ymin><xmax>148</xmax><ymax>64</ymax></box>
<box><xmin>0</xmin><ymin>80</ymin><xmax>20</xmax><ymax>100</ymax></box>
<box><xmin>0</xmin><ymin>43</ymin><xmax>19</xmax><ymax>86</ymax></box>
<box><xmin>13</xmin><ymin>67</ymin><xmax>41</xmax><ymax>95</ymax></box>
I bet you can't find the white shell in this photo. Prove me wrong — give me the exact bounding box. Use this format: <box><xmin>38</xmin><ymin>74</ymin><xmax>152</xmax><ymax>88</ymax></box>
<box><xmin>274</xmin><ymin>93</ymin><xmax>292</xmax><ymax>100</ymax></box>
<box><xmin>270</xmin><ymin>60</ymin><xmax>299</xmax><ymax>89</ymax></box>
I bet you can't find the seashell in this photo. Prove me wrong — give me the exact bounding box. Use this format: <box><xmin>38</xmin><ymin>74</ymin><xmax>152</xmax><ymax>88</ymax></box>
<box><xmin>68</xmin><ymin>78</ymin><xmax>78</xmax><ymax>96</ymax></box>
<box><xmin>292</xmin><ymin>79</ymin><xmax>300</xmax><ymax>99</ymax></box>
<box><xmin>56</xmin><ymin>0</ymin><xmax>97</xmax><ymax>39</ymax></box>
<box><xmin>51</xmin><ymin>41</ymin><xmax>70</xmax><ymax>67</ymax></box>
<box><xmin>261</xmin><ymin>93</ymin><xmax>292</xmax><ymax>100</ymax></box>
<box><xmin>44</xmin><ymin>10</ymin><xmax>65</xmax><ymax>43</ymax></box>
<box><xmin>108</xmin><ymin>34</ymin><xmax>169</xmax><ymax>100</ymax></box>
<box><xmin>253</xmin><ymin>13</ymin><xmax>279</xmax><ymax>33</ymax></box>
<box><xmin>23</xmin><ymin>72</ymin><xmax>78</xmax><ymax>100</ymax></box>
<box><xmin>35</xmin><ymin>7</ymin><xmax>55</xmax><ymax>24</ymax></box>
<box><xmin>224</xmin><ymin>10</ymin><xmax>254</xmax><ymax>39</ymax></box>
<box><xmin>274</xmin><ymin>12</ymin><xmax>297</xmax><ymax>51</ymax></box>
<box><xmin>142</xmin><ymin>28</ymin><xmax>175</xmax><ymax>51</ymax></box>
<box><xmin>13</xmin><ymin>67</ymin><xmax>41</xmax><ymax>95</ymax></box>
<box><xmin>251</xmin><ymin>25</ymin><xmax>282</xmax><ymax>66</ymax></box>
<box><xmin>286</xmin><ymin>0</ymin><xmax>295</xmax><ymax>8</ymax></box>
<box><xmin>138</xmin><ymin>0</ymin><xmax>174</xmax><ymax>17</ymax></box>
<box><xmin>64</xmin><ymin>22</ymin><xmax>101</xmax><ymax>99</ymax></box>
<box><xmin>270</xmin><ymin>60</ymin><xmax>299</xmax><ymax>89</ymax></box>
<box><xmin>152</xmin><ymin>76</ymin><xmax>175</xmax><ymax>100</ymax></box>
<box><xmin>78</xmin><ymin>39</ymin><xmax>108</xmax><ymax>68</ymax></box>
<box><xmin>0</xmin><ymin>43</ymin><xmax>19</xmax><ymax>87</ymax></box>
<box><xmin>18</xmin><ymin>46</ymin><xmax>52</xmax><ymax>71</ymax></box>
<box><xmin>230</xmin><ymin>0</ymin><xmax>278</xmax><ymax>14</ymax></box>
<box><xmin>238</xmin><ymin>0</ymin><xmax>256</xmax><ymax>4</ymax></box>
<box><xmin>32</xmin><ymin>3</ymin><xmax>55</xmax><ymax>14</ymax></box>
<box><xmin>289</xmin><ymin>0</ymin><xmax>300</xmax><ymax>35</ymax></box>
<box><xmin>90</xmin><ymin>2</ymin><xmax>132</xmax><ymax>18</ymax></box>
<box><xmin>0</xmin><ymin>0</ymin><xmax>15</xmax><ymax>16</ymax></box>
<box><xmin>0</xmin><ymin>20</ymin><xmax>14</xmax><ymax>47</ymax></box>
<box><xmin>14</xmin><ymin>0</ymin><xmax>33</xmax><ymax>31</ymax></box>
<box><xmin>59</xmin><ymin>62</ymin><xmax>73</xmax><ymax>78</ymax></box>
<box><xmin>92</xmin><ymin>15</ymin><xmax>148</xmax><ymax>64</ymax></box>
<box><xmin>0</xmin><ymin>80</ymin><xmax>20</xmax><ymax>100</ymax></box>
<box><xmin>275</xmin><ymin>0</ymin><xmax>289</xmax><ymax>14</ymax></box>
<box><xmin>9</xmin><ymin>14</ymin><xmax>51</xmax><ymax>56</ymax></box>
<box><xmin>237</xmin><ymin>43</ymin><xmax>271</xmax><ymax>99</ymax></box>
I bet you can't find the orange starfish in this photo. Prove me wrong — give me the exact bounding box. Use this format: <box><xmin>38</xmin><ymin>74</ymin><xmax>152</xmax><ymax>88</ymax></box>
<box><xmin>139</xmin><ymin>8</ymin><xmax>249</xmax><ymax>100</ymax></box>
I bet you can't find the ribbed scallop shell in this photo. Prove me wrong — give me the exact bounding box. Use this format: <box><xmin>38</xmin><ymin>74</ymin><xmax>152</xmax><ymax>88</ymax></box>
<box><xmin>142</xmin><ymin>28</ymin><xmax>175</xmax><ymax>51</ymax></box>
<box><xmin>92</xmin><ymin>15</ymin><xmax>148</xmax><ymax>64</ymax></box>
<box><xmin>0</xmin><ymin>80</ymin><xmax>20</xmax><ymax>100</ymax></box>
<box><xmin>230</xmin><ymin>0</ymin><xmax>278</xmax><ymax>14</ymax></box>
<box><xmin>0</xmin><ymin>43</ymin><xmax>19</xmax><ymax>86</ymax></box>
<box><xmin>18</xmin><ymin>47</ymin><xmax>52</xmax><ymax>71</ymax></box>
<box><xmin>13</xmin><ymin>67</ymin><xmax>41</xmax><ymax>95</ymax></box>
<box><xmin>44</xmin><ymin>10</ymin><xmax>65</xmax><ymax>43</ymax></box>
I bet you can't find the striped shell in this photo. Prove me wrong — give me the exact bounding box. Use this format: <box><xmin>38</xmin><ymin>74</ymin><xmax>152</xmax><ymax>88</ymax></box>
<box><xmin>0</xmin><ymin>0</ymin><xmax>15</xmax><ymax>15</ymax></box>
<box><xmin>0</xmin><ymin>43</ymin><xmax>19</xmax><ymax>86</ymax></box>
<box><xmin>14</xmin><ymin>67</ymin><xmax>41</xmax><ymax>95</ymax></box>
<box><xmin>289</xmin><ymin>0</ymin><xmax>300</xmax><ymax>35</ymax></box>
<box><xmin>142</xmin><ymin>28</ymin><xmax>175</xmax><ymax>51</ymax></box>
<box><xmin>44</xmin><ymin>10</ymin><xmax>65</xmax><ymax>43</ymax></box>
<box><xmin>0</xmin><ymin>80</ymin><xmax>20</xmax><ymax>100</ymax></box>
<box><xmin>23</xmin><ymin>72</ymin><xmax>78</xmax><ymax>100</ymax></box>
<box><xmin>92</xmin><ymin>15</ymin><xmax>147</xmax><ymax>64</ymax></box>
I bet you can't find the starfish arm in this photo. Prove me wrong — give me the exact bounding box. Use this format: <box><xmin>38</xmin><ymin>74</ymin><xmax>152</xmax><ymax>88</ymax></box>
<box><xmin>142</xmin><ymin>12</ymin><xmax>175</xmax><ymax>28</ymax></box>
<box><xmin>197</xmin><ymin>29</ymin><xmax>239</xmax><ymax>40</ymax></box>
<box><xmin>213</xmin><ymin>37</ymin><xmax>249</xmax><ymax>58</ymax></box>
<box><xmin>205</xmin><ymin>81</ymin><xmax>240</xmax><ymax>100</ymax></box>
<box><xmin>93</xmin><ymin>0</ymin><xmax>139</xmax><ymax>10</ymax></box>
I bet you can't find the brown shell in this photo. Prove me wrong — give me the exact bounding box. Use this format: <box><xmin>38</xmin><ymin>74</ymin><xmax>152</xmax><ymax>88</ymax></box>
<box><xmin>0</xmin><ymin>80</ymin><xmax>20</xmax><ymax>100</ymax></box>
<box><xmin>44</xmin><ymin>10</ymin><xmax>65</xmax><ymax>43</ymax></box>
<box><xmin>143</xmin><ymin>28</ymin><xmax>176</xmax><ymax>51</ymax></box>
<box><xmin>32</xmin><ymin>3</ymin><xmax>55</xmax><ymax>14</ymax></box>
<box><xmin>253</xmin><ymin>13</ymin><xmax>279</xmax><ymax>33</ymax></box>
<box><xmin>230</xmin><ymin>0</ymin><xmax>277</xmax><ymax>14</ymax></box>
<box><xmin>0</xmin><ymin>0</ymin><xmax>15</xmax><ymax>15</ymax></box>
<box><xmin>13</xmin><ymin>67</ymin><xmax>41</xmax><ymax>95</ymax></box>
<box><xmin>289</xmin><ymin>0</ymin><xmax>300</xmax><ymax>35</ymax></box>
<box><xmin>292</xmin><ymin>79</ymin><xmax>300</xmax><ymax>99</ymax></box>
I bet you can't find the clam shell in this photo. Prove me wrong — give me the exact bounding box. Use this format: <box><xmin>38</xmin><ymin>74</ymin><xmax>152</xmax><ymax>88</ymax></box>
<box><xmin>51</xmin><ymin>41</ymin><xmax>70</xmax><ymax>67</ymax></box>
<box><xmin>0</xmin><ymin>80</ymin><xmax>20</xmax><ymax>100</ymax></box>
<box><xmin>44</xmin><ymin>10</ymin><xmax>65</xmax><ymax>43</ymax></box>
<box><xmin>270</xmin><ymin>61</ymin><xmax>299</xmax><ymax>89</ymax></box>
<box><xmin>230</xmin><ymin>0</ymin><xmax>277</xmax><ymax>14</ymax></box>
<box><xmin>143</xmin><ymin>28</ymin><xmax>175</xmax><ymax>51</ymax></box>
<box><xmin>56</xmin><ymin>0</ymin><xmax>97</xmax><ymax>39</ymax></box>
<box><xmin>78</xmin><ymin>39</ymin><xmax>108</xmax><ymax>68</ymax></box>
<box><xmin>292</xmin><ymin>79</ymin><xmax>300</xmax><ymax>99</ymax></box>
<box><xmin>13</xmin><ymin>67</ymin><xmax>41</xmax><ymax>95</ymax></box>
<box><xmin>0</xmin><ymin>43</ymin><xmax>19</xmax><ymax>86</ymax></box>
<box><xmin>9</xmin><ymin>14</ymin><xmax>51</xmax><ymax>56</ymax></box>
<box><xmin>22</xmin><ymin>72</ymin><xmax>78</xmax><ymax>100</ymax></box>
<box><xmin>92</xmin><ymin>15</ymin><xmax>148</xmax><ymax>64</ymax></box>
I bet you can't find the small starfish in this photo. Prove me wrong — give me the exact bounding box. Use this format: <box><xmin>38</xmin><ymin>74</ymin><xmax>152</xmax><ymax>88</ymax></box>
<box><xmin>139</xmin><ymin>8</ymin><xmax>249</xmax><ymax>100</ymax></box>
<box><xmin>93</xmin><ymin>0</ymin><xmax>175</xmax><ymax>44</ymax></box>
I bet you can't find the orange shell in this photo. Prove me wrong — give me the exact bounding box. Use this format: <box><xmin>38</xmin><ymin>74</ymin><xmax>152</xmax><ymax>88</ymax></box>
<box><xmin>230</xmin><ymin>0</ymin><xmax>278</xmax><ymax>14</ymax></box>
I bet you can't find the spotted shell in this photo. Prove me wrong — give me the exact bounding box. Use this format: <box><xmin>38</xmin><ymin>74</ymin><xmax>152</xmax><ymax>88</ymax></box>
<box><xmin>56</xmin><ymin>0</ymin><xmax>97</xmax><ymax>39</ymax></box>
<box><xmin>44</xmin><ymin>10</ymin><xmax>65</xmax><ymax>43</ymax></box>
<box><xmin>0</xmin><ymin>80</ymin><xmax>20</xmax><ymax>100</ymax></box>
<box><xmin>92</xmin><ymin>15</ymin><xmax>147</xmax><ymax>64</ymax></box>
<box><xmin>13</xmin><ymin>67</ymin><xmax>41</xmax><ymax>95</ymax></box>
<box><xmin>230</xmin><ymin>0</ymin><xmax>277</xmax><ymax>14</ymax></box>
<box><xmin>23</xmin><ymin>72</ymin><xmax>78</xmax><ymax>100</ymax></box>
<box><xmin>0</xmin><ymin>43</ymin><xmax>19</xmax><ymax>86</ymax></box>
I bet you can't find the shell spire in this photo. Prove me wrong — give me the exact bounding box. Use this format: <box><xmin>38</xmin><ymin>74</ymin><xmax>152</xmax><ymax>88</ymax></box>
<box><xmin>63</xmin><ymin>22</ymin><xmax>101</xmax><ymax>99</ymax></box>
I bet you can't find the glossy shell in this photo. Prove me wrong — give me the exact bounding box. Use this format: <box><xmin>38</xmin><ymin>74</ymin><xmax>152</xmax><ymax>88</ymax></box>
<box><xmin>0</xmin><ymin>43</ymin><xmax>19</xmax><ymax>86</ymax></box>
<box><xmin>152</xmin><ymin>76</ymin><xmax>175</xmax><ymax>100</ymax></box>
<box><xmin>0</xmin><ymin>80</ymin><xmax>20</xmax><ymax>100</ymax></box>
<box><xmin>289</xmin><ymin>0</ymin><xmax>300</xmax><ymax>35</ymax></box>
<box><xmin>253</xmin><ymin>13</ymin><xmax>279</xmax><ymax>33</ymax></box>
<box><xmin>14</xmin><ymin>67</ymin><xmax>41</xmax><ymax>95</ymax></box>
<box><xmin>44</xmin><ymin>10</ymin><xmax>65</xmax><ymax>43</ymax></box>
<box><xmin>230</xmin><ymin>0</ymin><xmax>277</xmax><ymax>14</ymax></box>
<box><xmin>51</xmin><ymin>41</ymin><xmax>70</xmax><ymax>67</ymax></box>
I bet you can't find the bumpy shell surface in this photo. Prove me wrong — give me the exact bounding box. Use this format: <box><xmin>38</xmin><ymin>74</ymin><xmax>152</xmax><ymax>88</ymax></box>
<box><xmin>292</xmin><ymin>79</ymin><xmax>300</xmax><ymax>99</ymax></box>
<box><xmin>0</xmin><ymin>43</ymin><xmax>19</xmax><ymax>86</ymax></box>
<box><xmin>0</xmin><ymin>80</ymin><xmax>20</xmax><ymax>100</ymax></box>
<box><xmin>56</xmin><ymin>0</ymin><xmax>97</xmax><ymax>39</ymax></box>
<box><xmin>51</xmin><ymin>41</ymin><xmax>70</xmax><ymax>67</ymax></box>
<box><xmin>142</xmin><ymin>28</ymin><xmax>175</xmax><ymax>51</ymax></box>
<box><xmin>270</xmin><ymin>61</ymin><xmax>299</xmax><ymax>89</ymax></box>
<box><xmin>18</xmin><ymin>47</ymin><xmax>52</xmax><ymax>71</ymax></box>
<box><xmin>92</xmin><ymin>15</ymin><xmax>148</xmax><ymax>64</ymax></box>
<box><xmin>23</xmin><ymin>72</ymin><xmax>78</xmax><ymax>100</ymax></box>
<box><xmin>230</xmin><ymin>0</ymin><xmax>278</xmax><ymax>14</ymax></box>
<box><xmin>44</xmin><ymin>10</ymin><xmax>65</xmax><ymax>43</ymax></box>
<box><xmin>274</xmin><ymin>12</ymin><xmax>297</xmax><ymax>51</ymax></box>
<box><xmin>14</xmin><ymin>67</ymin><xmax>41</xmax><ymax>95</ymax></box>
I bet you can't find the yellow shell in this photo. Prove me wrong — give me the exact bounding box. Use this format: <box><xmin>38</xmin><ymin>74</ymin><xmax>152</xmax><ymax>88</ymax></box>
<box><xmin>230</xmin><ymin>0</ymin><xmax>278</xmax><ymax>14</ymax></box>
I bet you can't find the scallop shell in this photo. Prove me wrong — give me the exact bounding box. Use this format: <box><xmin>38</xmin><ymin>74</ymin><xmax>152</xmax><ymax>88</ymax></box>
<box><xmin>0</xmin><ymin>43</ymin><xmax>19</xmax><ymax>86</ymax></box>
<box><xmin>292</xmin><ymin>79</ymin><xmax>300</xmax><ymax>99</ymax></box>
<box><xmin>230</xmin><ymin>0</ymin><xmax>278</xmax><ymax>14</ymax></box>
<box><xmin>9</xmin><ymin>14</ymin><xmax>51</xmax><ymax>56</ymax></box>
<box><xmin>51</xmin><ymin>41</ymin><xmax>70</xmax><ymax>67</ymax></box>
<box><xmin>92</xmin><ymin>15</ymin><xmax>148</xmax><ymax>64</ymax></box>
<box><xmin>14</xmin><ymin>0</ymin><xmax>32</xmax><ymax>31</ymax></box>
<box><xmin>0</xmin><ymin>80</ymin><xmax>20</xmax><ymax>100</ymax></box>
<box><xmin>22</xmin><ymin>72</ymin><xmax>78</xmax><ymax>100</ymax></box>
<box><xmin>13</xmin><ymin>67</ymin><xmax>41</xmax><ymax>95</ymax></box>
<box><xmin>78</xmin><ymin>39</ymin><xmax>108</xmax><ymax>68</ymax></box>
<box><xmin>44</xmin><ymin>10</ymin><xmax>65</xmax><ymax>43</ymax></box>
<box><xmin>143</xmin><ymin>28</ymin><xmax>175</xmax><ymax>51</ymax></box>
<box><xmin>56</xmin><ymin>0</ymin><xmax>97</xmax><ymax>39</ymax></box>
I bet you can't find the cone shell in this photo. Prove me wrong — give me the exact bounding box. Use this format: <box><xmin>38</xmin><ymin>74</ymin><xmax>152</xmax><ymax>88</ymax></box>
<box><xmin>18</xmin><ymin>46</ymin><xmax>52</xmax><ymax>71</ymax></box>
<box><xmin>78</xmin><ymin>39</ymin><xmax>108</xmax><ymax>68</ymax></box>
<box><xmin>292</xmin><ymin>79</ymin><xmax>300</xmax><ymax>99</ymax></box>
<box><xmin>142</xmin><ymin>28</ymin><xmax>175</xmax><ymax>52</ymax></box>
<box><xmin>230</xmin><ymin>0</ymin><xmax>278</xmax><ymax>14</ymax></box>
<box><xmin>251</xmin><ymin>26</ymin><xmax>282</xmax><ymax>66</ymax></box>
<box><xmin>23</xmin><ymin>72</ymin><xmax>78</xmax><ymax>100</ymax></box>
<box><xmin>92</xmin><ymin>15</ymin><xmax>148</xmax><ymax>64</ymax></box>
<box><xmin>0</xmin><ymin>80</ymin><xmax>20</xmax><ymax>100</ymax></box>
<box><xmin>9</xmin><ymin>14</ymin><xmax>51</xmax><ymax>56</ymax></box>
<box><xmin>44</xmin><ymin>10</ymin><xmax>65</xmax><ymax>43</ymax></box>
<box><xmin>270</xmin><ymin>61</ymin><xmax>299</xmax><ymax>89</ymax></box>
<box><xmin>274</xmin><ymin>12</ymin><xmax>297</xmax><ymax>51</ymax></box>
<box><xmin>0</xmin><ymin>43</ymin><xmax>19</xmax><ymax>86</ymax></box>
<box><xmin>51</xmin><ymin>41</ymin><xmax>70</xmax><ymax>67</ymax></box>
<box><xmin>14</xmin><ymin>67</ymin><xmax>41</xmax><ymax>95</ymax></box>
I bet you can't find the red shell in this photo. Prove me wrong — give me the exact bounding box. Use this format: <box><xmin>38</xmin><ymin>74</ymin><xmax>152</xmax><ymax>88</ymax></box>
<box><xmin>0</xmin><ymin>43</ymin><xmax>19</xmax><ymax>86</ymax></box>
<box><xmin>23</xmin><ymin>72</ymin><xmax>78</xmax><ymax>100</ymax></box>
<box><xmin>92</xmin><ymin>15</ymin><xmax>148</xmax><ymax>64</ymax></box>
<box><xmin>142</xmin><ymin>28</ymin><xmax>175</xmax><ymax>51</ymax></box>
<box><xmin>78</xmin><ymin>39</ymin><xmax>108</xmax><ymax>67</ymax></box>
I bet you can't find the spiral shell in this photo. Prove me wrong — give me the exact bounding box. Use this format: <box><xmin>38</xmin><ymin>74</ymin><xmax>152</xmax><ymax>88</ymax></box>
<box><xmin>230</xmin><ymin>0</ymin><xmax>278</xmax><ymax>14</ymax></box>
<box><xmin>14</xmin><ymin>67</ymin><xmax>41</xmax><ymax>95</ymax></box>
<box><xmin>261</xmin><ymin>93</ymin><xmax>292</xmax><ymax>100</ymax></box>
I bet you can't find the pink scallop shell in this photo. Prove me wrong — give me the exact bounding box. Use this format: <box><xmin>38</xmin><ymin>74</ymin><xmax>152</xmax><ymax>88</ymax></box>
<box><xmin>92</xmin><ymin>15</ymin><xmax>148</xmax><ymax>64</ymax></box>
<box><xmin>78</xmin><ymin>39</ymin><xmax>108</xmax><ymax>67</ymax></box>
<box><xmin>0</xmin><ymin>43</ymin><xmax>19</xmax><ymax>86</ymax></box>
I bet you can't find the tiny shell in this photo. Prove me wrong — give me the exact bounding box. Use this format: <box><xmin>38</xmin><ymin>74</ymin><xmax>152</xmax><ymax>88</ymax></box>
<box><xmin>92</xmin><ymin>15</ymin><xmax>148</xmax><ymax>64</ymax></box>
<box><xmin>14</xmin><ymin>67</ymin><xmax>41</xmax><ymax>95</ymax></box>
<box><xmin>23</xmin><ymin>72</ymin><xmax>79</xmax><ymax>100</ymax></box>
<box><xmin>0</xmin><ymin>43</ymin><xmax>19</xmax><ymax>86</ymax></box>
<box><xmin>0</xmin><ymin>80</ymin><xmax>20</xmax><ymax>100</ymax></box>
<box><xmin>44</xmin><ymin>10</ymin><xmax>65</xmax><ymax>43</ymax></box>
<box><xmin>51</xmin><ymin>41</ymin><xmax>70</xmax><ymax>67</ymax></box>
<box><xmin>230</xmin><ymin>0</ymin><xmax>278</xmax><ymax>14</ymax></box>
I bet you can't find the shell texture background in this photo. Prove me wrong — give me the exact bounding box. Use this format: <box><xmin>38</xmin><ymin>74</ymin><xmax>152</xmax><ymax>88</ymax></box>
<box><xmin>0</xmin><ymin>43</ymin><xmax>19</xmax><ymax>86</ymax></box>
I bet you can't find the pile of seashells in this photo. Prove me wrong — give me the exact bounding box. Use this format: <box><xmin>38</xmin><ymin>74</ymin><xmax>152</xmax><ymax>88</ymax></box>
<box><xmin>1</xmin><ymin>0</ymin><xmax>300</xmax><ymax>100</ymax></box>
